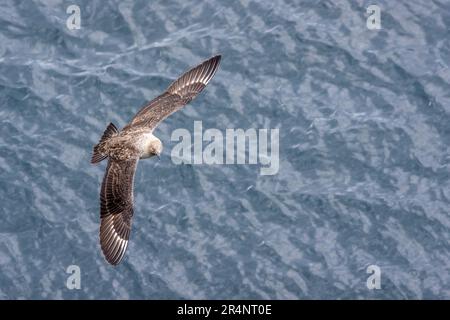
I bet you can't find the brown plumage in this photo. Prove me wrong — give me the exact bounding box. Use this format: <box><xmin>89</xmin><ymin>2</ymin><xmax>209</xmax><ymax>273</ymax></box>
<box><xmin>91</xmin><ymin>55</ymin><xmax>221</xmax><ymax>265</ymax></box>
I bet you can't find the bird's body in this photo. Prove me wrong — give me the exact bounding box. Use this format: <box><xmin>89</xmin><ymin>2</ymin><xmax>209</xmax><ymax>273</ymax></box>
<box><xmin>91</xmin><ymin>55</ymin><xmax>221</xmax><ymax>265</ymax></box>
<box><xmin>98</xmin><ymin>128</ymin><xmax>160</xmax><ymax>161</ymax></box>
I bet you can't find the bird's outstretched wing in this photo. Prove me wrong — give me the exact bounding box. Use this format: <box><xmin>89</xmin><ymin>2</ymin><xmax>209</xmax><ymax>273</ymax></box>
<box><xmin>99</xmin><ymin>158</ymin><xmax>138</xmax><ymax>265</ymax></box>
<box><xmin>124</xmin><ymin>55</ymin><xmax>221</xmax><ymax>131</ymax></box>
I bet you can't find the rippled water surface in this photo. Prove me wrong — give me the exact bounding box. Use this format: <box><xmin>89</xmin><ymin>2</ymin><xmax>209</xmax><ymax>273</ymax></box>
<box><xmin>0</xmin><ymin>0</ymin><xmax>449</xmax><ymax>299</ymax></box>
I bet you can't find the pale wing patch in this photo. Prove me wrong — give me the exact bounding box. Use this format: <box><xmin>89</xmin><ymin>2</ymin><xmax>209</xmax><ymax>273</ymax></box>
<box><xmin>100</xmin><ymin>213</ymin><xmax>131</xmax><ymax>265</ymax></box>
<box><xmin>167</xmin><ymin>55</ymin><xmax>221</xmax><ymax>97</ymax></box>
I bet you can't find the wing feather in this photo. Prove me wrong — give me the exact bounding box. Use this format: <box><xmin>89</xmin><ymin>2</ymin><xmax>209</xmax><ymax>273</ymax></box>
<box><xmin>99</xmin><ymin>158</ymin><xmax>138</xmax><ymax>265</ymax></box>
<box><xmin>124</xmin><ymin>55</ymin><xmax>221</xmax><ymax>130</ymax></box>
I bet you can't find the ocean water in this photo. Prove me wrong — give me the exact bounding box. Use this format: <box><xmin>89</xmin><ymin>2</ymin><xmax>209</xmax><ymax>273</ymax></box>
<box><xmin>0</xmin><ymin>0</ymin><xmax>449</xmax><ymax>299</ymax></box>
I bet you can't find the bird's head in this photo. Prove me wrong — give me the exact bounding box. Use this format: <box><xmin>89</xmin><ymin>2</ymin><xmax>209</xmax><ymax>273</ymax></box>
<box><xmin>149</xmin><ymin>138</ymin><xmax>163</xmax><ymax>159</ymax></box>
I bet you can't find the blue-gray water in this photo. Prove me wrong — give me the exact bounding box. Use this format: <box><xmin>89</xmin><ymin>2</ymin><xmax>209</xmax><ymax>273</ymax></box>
<box><xmin>0</xmin><ymin>0</ymin><xmax>449</xmax><ymax>299</ymax></box>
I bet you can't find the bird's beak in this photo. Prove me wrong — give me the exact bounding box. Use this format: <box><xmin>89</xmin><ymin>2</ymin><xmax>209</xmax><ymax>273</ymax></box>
<box><xmin>157</xmin><ymin>154</ymin><xmax>161</xmax><ymax>161</ymax></box>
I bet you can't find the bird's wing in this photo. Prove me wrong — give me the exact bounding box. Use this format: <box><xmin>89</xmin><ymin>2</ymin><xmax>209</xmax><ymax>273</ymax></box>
<box><xmin>99</xmin><ymin>157</ymin><xmax>138</xmax><ymax>265</ymax></box>
<box><xmin>124</xmin><ymin>55</ymin><xmax>221</xmax><ymax>131</ymax></box>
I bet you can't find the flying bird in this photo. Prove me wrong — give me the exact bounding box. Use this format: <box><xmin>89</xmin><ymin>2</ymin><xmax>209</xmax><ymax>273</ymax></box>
<box><xmin>91</xmin><ymin>55</ymin><xmax>221</xmax><ymax>265</ymax></box>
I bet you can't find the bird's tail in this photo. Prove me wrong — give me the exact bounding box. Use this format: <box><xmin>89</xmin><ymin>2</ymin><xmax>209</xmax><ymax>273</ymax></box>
<box><xmin>91</xmin><ymin>122</ymin><xmax>119</xmax><ymax>164</ymax></box>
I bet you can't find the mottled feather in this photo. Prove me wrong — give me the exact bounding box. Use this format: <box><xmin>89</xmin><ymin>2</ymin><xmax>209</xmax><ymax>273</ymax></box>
<box><xmin>99</xmin><ymin>159</ymin><xmax>137</xmax><ymax>265</ymax></box>
<box><xmin>124</xmin><ymin>55</ymin><xmax>221</xmax><ymax>130</ymax></box>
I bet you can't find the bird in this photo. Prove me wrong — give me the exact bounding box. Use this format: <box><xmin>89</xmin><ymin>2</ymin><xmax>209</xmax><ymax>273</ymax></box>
<box><xmin>91</xmin><ymin>55</ymin><xmax>221</xmax><ymax>265</ymax></box>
